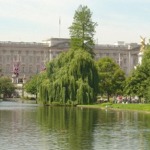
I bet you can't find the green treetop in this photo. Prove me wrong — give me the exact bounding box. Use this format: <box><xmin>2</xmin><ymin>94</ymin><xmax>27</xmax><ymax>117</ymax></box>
<box><xmin>0</xmin><ymin>76</ymin><xmax>15</xmax><ymax>98</ymax></box>
<box><xmin>124</xmin><ymin>44</ymin><xmax>150</xmax><ymax>102</ymax></box>
<box><xmin>69</xmin><ymin>5</ymin><xmax>97</xmax><ymax>57</ymax></box>
<box><xmin>97</xmin><ymin>57</ymin><xmax>125</xmax><ymax>101</ymax></box>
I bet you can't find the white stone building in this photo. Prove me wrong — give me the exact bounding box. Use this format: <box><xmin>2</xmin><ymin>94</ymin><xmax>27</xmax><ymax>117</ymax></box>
<box><xmin>0</xmin><ymin>38</ymin><xmax>140</xmax><ymax>83</ymax></box>
<box><xmin>0</xmin><ymin>41</ymin><xmax>49</xmax><ymax>82</ymax></box>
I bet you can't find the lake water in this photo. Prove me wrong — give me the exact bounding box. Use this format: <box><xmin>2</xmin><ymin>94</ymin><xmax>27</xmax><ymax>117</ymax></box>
<box><xmin>0</xmin><ymin>101</ymin><xmax>150</xmax><ymax>150</ymax></box>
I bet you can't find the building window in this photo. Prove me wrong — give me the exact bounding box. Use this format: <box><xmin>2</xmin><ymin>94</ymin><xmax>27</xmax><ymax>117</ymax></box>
<box><xmin>6</xmin><ymin>64</ymin><xmax>10</xmax><ymax>73</ymax></box>
<box><xmin>113</xmin><ymin>53</ymin><xmax>116</xmax><ymax>57</ymax></box>
<box><xmin>29</xmin><ymin>56</ymin><xmax>32</xmax><ymax>63</ymax></box>
<box><xmin>0</xmin><ymin>64</ymin><xmax>2</xmax><ymax>72</ymax></box>
<box><xmin>21</xmin><ymin>56</ymin><xmax>25</xmax><ymax>63</ymax></box>
<box><xmin>32</xmin><ymin>56</ymin><xmax>35</xmax><ymax>63</ymax></box>
<box><xmin>2</xmin><ymin>50</ymin><xmax>5</xmax><ymax>54</ymax></box>
<box><xmin>29</xmin><ymin>65</ymin><xmax>32</xmax><ymax>73</ymax></box>
<box><xmin>14</xmin><ymin>55</ymin><xmax>17</xmax><ymax>61</ymax></box>
<box><xmin>41</xmin><ymin>51</ymin><xmax>44</xmax><ymax>55</ymax></box>
<box><xmin>21</xmin><ymin>65</ymin><xmax>25</xmax><ymax>73</ymax></box>
<box><xmin>133</xmin><ymin>58</ymin><xmax>138</xmax><ymax>65</ymax></box>
<box><xmin>37</xmin><ymin>56</ymin><xmax>40</xmax><ymax>63</ymax></box>
<box><xmin>123</xmin><ymin>58</ymin><xmax>127</xmax><ymax>64</ymax></box>
<box><xmin>6</xmin><ymin>55</ymin><xmax>10</xmax><ymax>62</ymax></box>
<box><xmin>36</xmin><ymin>65</ymin><xmax>40</xmax><ymax>73</ymax></box>
<box><xmin>10</xmin><ymin>50</ymin><xmax>14</xmax><ymax>54</ymax></box>
<box><xmin>99</xmin><ymin>53</ymin><xmax>102</xmax><ymax>57</ymax></box>
<box><xmin>106</xmin><ymin>53</ymin><xmax>109</xmax><ymax>56</ymax></box>
<box><xmin>3</xmin><ymin>56</ymin><xmax>6</xmax><ymax>63</ymax></box>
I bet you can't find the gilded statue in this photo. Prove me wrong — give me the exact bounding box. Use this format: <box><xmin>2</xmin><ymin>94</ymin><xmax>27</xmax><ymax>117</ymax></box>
<box><xmin>140</xmin><ymin>36</ymin><xmax>146</xmax><ymax>52</ymax></box>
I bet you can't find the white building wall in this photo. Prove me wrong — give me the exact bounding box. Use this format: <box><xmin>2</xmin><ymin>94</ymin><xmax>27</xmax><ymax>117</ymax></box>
<box><xmin>0</xmin><ymin>39</ymin><xmax>140</xmax><ymax>80</ymax></box>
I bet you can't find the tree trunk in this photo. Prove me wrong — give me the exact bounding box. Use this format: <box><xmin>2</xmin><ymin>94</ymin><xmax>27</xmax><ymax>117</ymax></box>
<box><xmin>107</xmin><ymin>93</ymin><xmax>109</xmax><ymax>102</ymax></box>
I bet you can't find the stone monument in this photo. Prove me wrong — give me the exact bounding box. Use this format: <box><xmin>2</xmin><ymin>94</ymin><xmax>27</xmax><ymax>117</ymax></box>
<box><xmin>138</xmin><ymin>36</ymin><xmax>146</xmax><ymax>65</ymax></box>
<box><xmin>12</xmin><ymin>56</ymin><xmax>20</xmax><ymax>84</ymax></box>
<box><xmin>12</xmin><ymin>62</ymin><xmax>19</xmax><ymax>84</ymax></box>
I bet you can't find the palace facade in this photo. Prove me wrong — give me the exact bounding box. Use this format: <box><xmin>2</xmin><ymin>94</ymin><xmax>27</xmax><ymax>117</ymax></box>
<box><xmin>0</xmin><ymin>38</ymin><xmax>140</xmax><ymax>83</ymax></box>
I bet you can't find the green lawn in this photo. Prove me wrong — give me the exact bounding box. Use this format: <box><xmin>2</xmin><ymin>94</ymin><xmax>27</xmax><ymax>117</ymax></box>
<box><xmin>78</xmin><ymin>103</ymin><xmax>150</xmax><ymax>112</ymax></box>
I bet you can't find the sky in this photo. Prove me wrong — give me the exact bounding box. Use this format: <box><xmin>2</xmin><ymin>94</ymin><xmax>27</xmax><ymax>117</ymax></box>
<box><xmin>0</xmin><ymin>0</ymin><xmax>149</xmax><ymax>44</ymax></box>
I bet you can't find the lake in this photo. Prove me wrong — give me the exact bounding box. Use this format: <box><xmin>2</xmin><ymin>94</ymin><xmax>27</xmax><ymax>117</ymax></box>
<box><xmin>0</xmin><ymin>101</ymin><xmax>150</xmax><ymax>150</ymax></box>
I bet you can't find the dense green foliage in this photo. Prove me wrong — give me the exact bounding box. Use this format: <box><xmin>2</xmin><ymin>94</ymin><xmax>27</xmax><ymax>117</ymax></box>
<box><xmin>24</xmin><ymin>75</ymin><xmax>38</xmax><ymax>95</ymax></box>
<box><xmin>39</xmin><ymin>49</ymin><xmax>99</xmax><ymax>105</ymax></box>
<box><xmin>24</xmin><ymin>72</ymin><xmax>47</xmax><ymax>98</ymax></box>
<box><xmin>69</xmin><ymin>5</ymin><xmax>97</xmax><ymax>57</ymax></box>
<box><xmin>0</xmin><ymin>76</ymin><xmax>15</xmax><ymax>98</ymax></box>
<box><xmin>145</xmin><ymin>83</ymin><xmax>150</xmax><ymax>102</ymax></box>
<box><xmin>142</xmin><ymin>45</ymin><xmax>150</xmax><ymax>101</ymax></box>
<box><xmin>124</xmin><ymin>45</ymin><xmax>150</xmax><ymax>102</ymax></box>
<box><xmin>96</xmin><ymin>57</ymin><xmax>126</xmax><ymax>101</ymax></box>
<box><xmin>124</xmin><ymin>66</ymin><xmax>146</xmax><ymax>99</ymax></box>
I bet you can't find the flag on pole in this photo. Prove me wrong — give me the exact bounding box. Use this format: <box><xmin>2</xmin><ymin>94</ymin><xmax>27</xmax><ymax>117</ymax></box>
<box><xmin>59</xmin><ymin>16</ymin><xmax>61</xmax><ymax>25</ymax></box>
<box><xmin>59</xmin><ymin>16</ymin><xmax>61</xmax><ymax>38</ymax></box>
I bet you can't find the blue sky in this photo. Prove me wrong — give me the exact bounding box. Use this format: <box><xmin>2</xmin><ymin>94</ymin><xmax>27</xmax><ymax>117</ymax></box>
<box><xmin>0</xmin><ymin>0</ymin><xmax>149</xmax><ymax>44</ymax></box>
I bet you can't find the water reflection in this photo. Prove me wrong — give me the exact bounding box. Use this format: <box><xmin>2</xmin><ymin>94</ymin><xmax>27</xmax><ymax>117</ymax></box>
<box><xmin>93</xmin><ymin>111</ymin><xmax>150</xmax><ymax>150</ymax></box>
<box><xmin>0</xmin><ymin>102</ymin><xmax>150</xmax><ymax>150</ymax></box>
<box><xmin>37</xmin><ymin>106</ymin><xmax>98</xmax><ymax>150</ymax></box>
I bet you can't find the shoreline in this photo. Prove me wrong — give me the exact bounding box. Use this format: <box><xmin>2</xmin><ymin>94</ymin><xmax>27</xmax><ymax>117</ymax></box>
<box><xmin>1</xmin><ymin>100</ymin><xmax>150</xmax><ymax>114</ymax></box>
<box><xmin>77</xmin><ymin>103</ymin><xmax>150</xmax><ymax>114</ymax></box>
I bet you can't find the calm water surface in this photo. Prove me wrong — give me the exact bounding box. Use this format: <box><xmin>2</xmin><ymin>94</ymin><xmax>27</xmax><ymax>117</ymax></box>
<box><xmin>0</xmin><ymin>101</ymin><xmax>150</xmax><ymax>150</ymax></box>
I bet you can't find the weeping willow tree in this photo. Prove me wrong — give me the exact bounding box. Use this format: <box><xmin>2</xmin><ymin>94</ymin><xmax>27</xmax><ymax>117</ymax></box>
<box><xmin>39</xmin><ymin>5</ymin><xmax>99</xmax><ymax>105</ymax></box>
<box><xmin>39</xmin><ymin>49</ymin><xmax>99</xmax><ymax>105</ymax></box>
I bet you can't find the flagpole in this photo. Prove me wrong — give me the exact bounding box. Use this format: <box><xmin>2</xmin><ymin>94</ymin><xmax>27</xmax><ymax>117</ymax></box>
<box><xmin>59</xmin><ymin>16</ymin><xmax>61</xmax><ymax>38</ymax></box>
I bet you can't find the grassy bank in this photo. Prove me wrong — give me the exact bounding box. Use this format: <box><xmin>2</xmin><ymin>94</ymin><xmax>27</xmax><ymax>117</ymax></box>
<box><xmin>77</xmin><ymin>103</ymin><xmax>150</xmax><ymax>112</ymax></box>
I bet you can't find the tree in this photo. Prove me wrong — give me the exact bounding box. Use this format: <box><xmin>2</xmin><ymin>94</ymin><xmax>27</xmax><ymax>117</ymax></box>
<box><xmin>142</xmin><ymin>45</ymin><xmax>150</xmax><ymax>102</ymax></box>
<box><xmin>145</xmin><ymin>81</ymin><xmax>150</xmax><ymax>103</ymax></box>
<box><xmin>0</xmin><ymin>76</ymin><xmax>15</xmax><ymax>98</ymax></box>
<box><xmin>69</xmin><ymin>5</ymin><xmax>97</xmax><ymax>57</ymax></box>
<box><xmin>24</xmin><ymin>72</ymin><xmax>46</xmax><ymax>100</ymax></box>
<box><xmin>124</xmin><ymin>66</ymin><xmax>147</xmax><ymax>100</ymax></box>
<box><xmin>0</xmin><ymin>68</ymin><xmax>2</xmax><ymax>76</ymax></box>
<box><xmin>96</xmin><ymin>57</ymin><xmax>125</xmax><ymax>101</ymax></box>
<box><xmin>24</xmin><ymin>75</ymin><xmax>38</xmax><ymax>96</ymax></box>
<box><xmin>38</xmin><ymin>5</ymin><xmax>99</xmax><ymax>105</ymax></box>
<box><xmin>39</xmin><ymin>49</ymin><xmax>99</xmax><ymax>105</ymax></box>
<box><xmin>124</xmin><ymin>44</ymin><xmax>150</xmax><ymax>102</ymax></box>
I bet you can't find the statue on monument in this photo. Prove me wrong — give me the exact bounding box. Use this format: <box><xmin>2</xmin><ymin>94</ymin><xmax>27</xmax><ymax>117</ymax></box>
<box><xmin>140</xmin><ymin>36</ymin><xmax>146</xmax><ymax>52</ymax></box>
<box><xmin>12</xmin><ymin>62</ymin><xmax>19</xmax><ymax>84</ymax></box>
<box><xmin>137</xmin><ymin>36</ymin><xmax>146</xmax><ymax>65</ymax></box>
